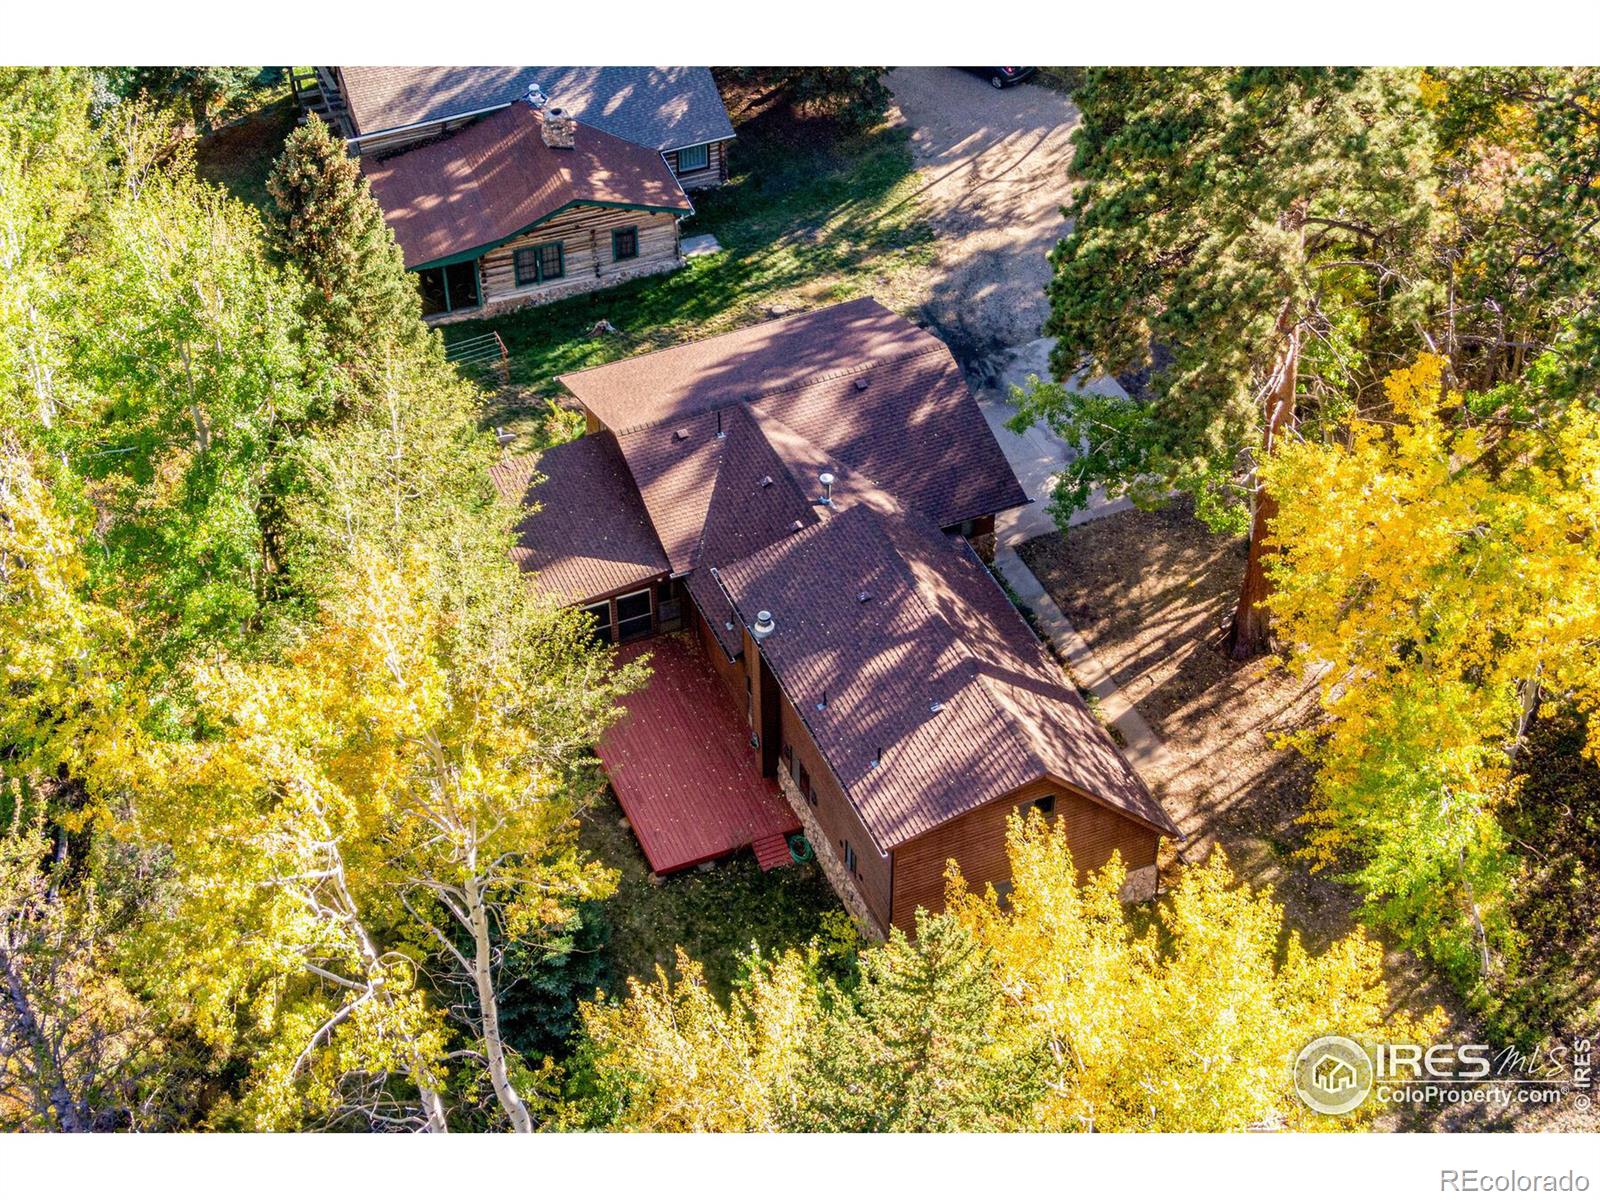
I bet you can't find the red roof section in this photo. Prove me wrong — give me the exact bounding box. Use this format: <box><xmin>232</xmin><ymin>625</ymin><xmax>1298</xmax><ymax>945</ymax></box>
<box><xmin>490</xmin><ymin>436</ymin><xmax>668</xmax><ymax>605</ymax></box>
<box><xmin>361</xmin><ymin>102</ymin><xmax>692</xmax><ymax>269</ymax></box>
<box><xmin>599</xmin><ymin>637</ymin><xmax>799</xmax><ymax>873</ymax></box>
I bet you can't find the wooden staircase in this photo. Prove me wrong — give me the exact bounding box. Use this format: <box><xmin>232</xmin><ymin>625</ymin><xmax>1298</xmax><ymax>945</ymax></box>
<box><xmin>751</xmin><ymin>831</ymin><xmax>797</xmax><ymax>871</ymax></box>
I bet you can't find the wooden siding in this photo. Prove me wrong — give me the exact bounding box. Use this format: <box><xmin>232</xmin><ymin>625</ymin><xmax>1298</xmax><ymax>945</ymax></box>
<box><xmin>351</xmin><ymin>113</ymin><xmax>487</xmax><ymax>156</ymax></box>
<box><xmin>777</xmin><ymin>688</ymin><xmax>893</xmax><ymax>930</ymax></box>
<box><xmin>694</xmin><ymin>603</ymin><xmax>749</xmax><ymax>710</ymax></box>
<box><xmin>889</xmin><ymin>781</ymin><xmax>1159</xmax><ymax>930</ymax></box>
<box><xmin>479</xmin><ymin>205</ymin><xmax>680</xmax><ymax>304</ymax></box>
<box><xmin>664</xmin><ymin>139</ymin><xmax>729</xmax><ymax>189</ymax></box>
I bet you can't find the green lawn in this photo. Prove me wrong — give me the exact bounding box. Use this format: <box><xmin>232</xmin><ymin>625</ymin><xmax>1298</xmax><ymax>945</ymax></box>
<box><xmin>578</xmin><ymin>790</ymin><xmax>848</xmax><ymax>1002</ymax></box>
<box><xmin>445</xmin><ymin>92</ymin><xmax>938</xmax><ymax>450</ymax></box>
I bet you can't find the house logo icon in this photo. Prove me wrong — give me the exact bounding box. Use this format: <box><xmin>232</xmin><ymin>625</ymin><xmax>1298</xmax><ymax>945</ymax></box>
<box><xmin>1294</xmin><ymin>1035</ymin><xmax>1373</xmax><ymax>1116</ymax></box>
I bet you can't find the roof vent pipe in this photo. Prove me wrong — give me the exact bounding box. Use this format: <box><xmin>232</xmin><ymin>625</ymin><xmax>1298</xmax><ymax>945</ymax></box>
<box><xmin>752</xmin><ymin>611</ymin><xmax>776</xmax><ymax>640</ymax></box>
<box><xmin>525</xmin><ymin>83</ymin><xmax>548</xmax><ymax>109</ymax></box>
<box><xmin>819</xmin><ymin>471</ymin><xmax>835</xmax><ymax>506</ymax></box>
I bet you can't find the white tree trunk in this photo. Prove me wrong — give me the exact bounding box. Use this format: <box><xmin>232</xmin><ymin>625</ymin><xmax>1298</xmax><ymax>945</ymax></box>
<box><xmin>464</xmin><ymin>874</ymin><xmax>534</xmax><ymax>1133</ymax></box>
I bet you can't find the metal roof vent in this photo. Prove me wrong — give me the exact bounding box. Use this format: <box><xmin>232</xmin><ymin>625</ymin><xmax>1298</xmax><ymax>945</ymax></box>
<box><xmin>717</xmin><ymin>410</ymin><xmax>725</xmax><ymax>439</ymax></box>
<box><xmin>525</xmin><ymin>83</ymin><xmax>548</xmax><ymax>109</ymax></box>
<box><xmin>856</xmin><ymin>590</ymin><xmax>872</xmax><ymax>604</ymax></box>
<box><xmin>672</xmin><ymin>427</ymin><xmax>690</xmax><ymax>442</ymax></box>
<box><xmin>854</xmin><ymin>376</ymin><xmax>870</xmax><ymax>392</ymax></box>
<box><xmin>790</xmin><ymin>519</ymin><xmax>804</xmax><ymax>531</ymax></box>
<box><xmin>818</xmin><ymin>471</ymin><xmax>835</xmax><ymax>506</ymax></box>
<box><xmin>870</xmin><ymin>745</ymin><xmax>884</xmax><ymax>768</ymax></box>
<box><xmin>759</xmin><ymin>475</ymin><xmax>774</xmax><ymax>488</ymax></box>
<box><xmin>752</xmin><ymin>611</ymin><xmax>776</xmax><ymax>640</ymax></box>
<box><xmin>929</xmin><ymin>701</ymin><xmax>945</xmax><ymax>714</ymax></box>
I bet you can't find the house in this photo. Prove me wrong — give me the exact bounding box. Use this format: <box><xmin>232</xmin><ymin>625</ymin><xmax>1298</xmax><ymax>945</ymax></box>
<box><xmin>361</xmin><ymin>101</ymin><xmax>695</xmax><ymax>320</ymax></box>
<box><xmin>491</xmin><ymin>299</ymin><xmax>1181</xmax><ymax>934</ymax></box>
<box><xmin>292</xmin><ymin>68</ymin><xmax>736</xmax><ymax>322</ymax></box>
<box><xmin>293</xmin><ymin>66</ymin><xmax>736</xmax><ymax>187</ymax></box>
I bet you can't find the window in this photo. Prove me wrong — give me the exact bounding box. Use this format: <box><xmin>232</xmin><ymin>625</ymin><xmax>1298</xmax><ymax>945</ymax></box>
<box><xmin>675</xmin><ymin>142</ymin><xmax>709</xmax><ymax>173</ymax></box>
<box><xmin>416</xmin><ymin>261</ymin><xmax>481</xmax><ymax>316</ymax></box>
<box><xmin>580</xmin><ymin>601</ymin><xmax>612</xmax><ymax>645</ymax></box>
<box><xmin>782</xmin><ymin>743</ymin><xmax>793</xmax><ymax>772</ymax></box>
<box><xmin>843</xmin><ymin>841</ymin><xmax>858</xmax><ymax>875</ymax></box>
<box><xmin>611</xmin><ymin>226</ymin><xmax>639</xmax><ymax>261</ymax></box>
<box><xmin>797</xmin><ymin>764</ymin><xmax>811</xmax><ymax>801</ymax></box>
<box><xmin>615</xmin><ymin>589</ymin><xmax>653</xmax><ymax>642</ymax></box>
<box><xmin>513</xmin><ymin>241</ymin><xmax>564</xmax><ymax>287</ymax></box>
<box><xmin>1026</xmin><ymin>795</ymin><xmax>1056</xmax><ymax>817</ymax></box>
<box><xmin>513</xmin><ymin>247</ymin><xmax>538</xmax><ymax>287</ymax></box>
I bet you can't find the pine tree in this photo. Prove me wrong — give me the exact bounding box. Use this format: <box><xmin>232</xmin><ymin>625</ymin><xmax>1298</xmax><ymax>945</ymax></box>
<box><xmin>1013</xmin><ymin>68</ymin><xmax>1435</xmax><ymax>657</ymax></box>
<box><xmin>792</xmin><ymin>914</ymin><xmax>1044</xmax><ymax>1132</ymax></box>
<box><xmin>265</xmin><ymin>114</ymin><xmax>429</xmax><ymax>389</ymax></box>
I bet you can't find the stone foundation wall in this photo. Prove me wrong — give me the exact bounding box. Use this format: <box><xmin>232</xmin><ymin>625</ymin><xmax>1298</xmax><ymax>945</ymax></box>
<box><xmin>1120</xmin><ymin>863</ymin><xmax>1158</xmax><ymax>904</ymax></box>
<box><xmin>426</xmin><ymin>256</ymin><xmax>684</xmax><ymax>326</ymax></box>
<box><xmin>776</xmin><ymin>764</ymin><xmax>886</xmax><ymax>941</ymax></box>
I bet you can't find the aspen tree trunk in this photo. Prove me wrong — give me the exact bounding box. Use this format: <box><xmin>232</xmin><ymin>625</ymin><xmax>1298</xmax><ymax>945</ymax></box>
<box><xmin>464</xmin><ymin>873</ymin><xmax>535</xmax><ymax>1133</ymax></box>
<box><xmin>0</xmin><ymin>943</ymin><xmax>86</xmax><ymax>1131</ymax></box>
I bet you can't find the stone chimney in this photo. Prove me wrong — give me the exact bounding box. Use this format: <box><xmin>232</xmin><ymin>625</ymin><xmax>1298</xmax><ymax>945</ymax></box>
<box><xmin>541</xmin><ymin>106</ymin><xmax>576</xmax><ymax>150</ymax></box>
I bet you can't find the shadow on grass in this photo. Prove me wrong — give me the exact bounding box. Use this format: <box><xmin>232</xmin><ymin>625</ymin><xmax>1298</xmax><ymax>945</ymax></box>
<box><xmin>443</xmin><ymin>94</ymin><xmax>938</xmax><ymax>431</ymax></box>
<box><xmin>578</xmin><ymin>790</ymin><xmax>845</xmax><ymax>1004</ymax></box>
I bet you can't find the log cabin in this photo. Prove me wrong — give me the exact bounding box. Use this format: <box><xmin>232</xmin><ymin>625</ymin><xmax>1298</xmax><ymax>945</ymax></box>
<box><xmin>360</xmin><ymin>97</ymin><xmax>696</xmax><ymax>322</ymax></box>
<box><xmin>490</xmin><ymin>300</ymin><xmax>1181</xmax><ymax>936</ymax></box>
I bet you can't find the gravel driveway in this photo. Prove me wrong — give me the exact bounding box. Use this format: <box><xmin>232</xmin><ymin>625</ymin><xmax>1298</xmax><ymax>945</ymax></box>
<box><xmin>888</xmin><ymin>68</ymin><xmax>1080</xmax><ymax>359</ymax></box>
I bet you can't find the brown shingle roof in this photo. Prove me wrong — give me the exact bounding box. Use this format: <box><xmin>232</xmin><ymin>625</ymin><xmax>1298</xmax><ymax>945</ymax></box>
<box><xmin>490</xmin><ymin>436</ymin><xmax>668</xmax><ymax>606</ymax></box>
<box><xmin>715</xmin><ymin>500</ymin><xmax>1178</xmax><ymax>848</ymax></box>
<box><xmin>361</xmin><ymin>102</ymin><xmax>691</xmax><ymax>269</ymax></box>
<box><xmin>614</xmin><ymin>406</ymin><xmax>818</xmax><ymax>657</ymax></box>
<box><xmin>566</xmin><ymin>300</ymin><xmax>1029</xmax><ymax>527</ymax></box>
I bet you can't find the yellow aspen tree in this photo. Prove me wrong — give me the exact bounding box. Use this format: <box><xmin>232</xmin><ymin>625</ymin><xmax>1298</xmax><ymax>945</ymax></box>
<box><xmin>946</xmin><ymin>812</ymin><xmax>1440</xmax><ymax>1131</ymax></box>
<box><xmin>1262</xmin><ymin>355</ymin><xmax>1600</xmax><ymax>982</ymax></box>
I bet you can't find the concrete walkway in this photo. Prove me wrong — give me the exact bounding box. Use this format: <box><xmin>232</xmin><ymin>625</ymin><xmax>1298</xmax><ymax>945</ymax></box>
<box><xmin>979</xmin><ymin>337</ymin><xmax>1172</xmax><ymax>782</ymax></box>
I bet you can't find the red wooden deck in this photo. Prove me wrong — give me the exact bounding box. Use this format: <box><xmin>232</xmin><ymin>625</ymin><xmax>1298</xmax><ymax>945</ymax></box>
<box><xmin>599</xmin><ymin>635</ymin><xmax>800</xmax><ymax>874</ymax></box>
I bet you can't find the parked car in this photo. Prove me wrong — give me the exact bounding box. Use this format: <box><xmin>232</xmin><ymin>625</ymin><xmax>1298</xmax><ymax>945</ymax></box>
<box><xmin>962</xmin><ymin>67</ymin><xmax>1037</xmax><ymax>89</ymax></box>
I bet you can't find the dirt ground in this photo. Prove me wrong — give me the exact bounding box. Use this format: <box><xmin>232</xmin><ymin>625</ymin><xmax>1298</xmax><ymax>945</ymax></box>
<box><xmin>1019</xmin><ymin>502</ymin><xmax>1592</xmax><ymax>1132</ymax></box>
<box><xmin>886</xmin><ymin>68</ymin><xmax>1080</xmax><ymax>359</ymax></box>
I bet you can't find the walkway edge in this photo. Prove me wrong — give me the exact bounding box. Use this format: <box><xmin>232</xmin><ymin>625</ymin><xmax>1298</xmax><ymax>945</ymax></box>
<box><xmin>992</xmin><ymin>545</ymin><xmax>1171</xmax><ymax>779</ymax></box>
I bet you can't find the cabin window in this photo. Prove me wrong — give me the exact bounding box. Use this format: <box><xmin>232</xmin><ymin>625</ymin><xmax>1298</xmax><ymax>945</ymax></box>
<box><xmin>580</xmin><ymin>601</ymin><xmax>612</xmax><ymax>645</ymax></box>
<box><xmin>514</xmin><ymin>241</ymin><xmax>565</xmax><ymax>287</ymax></box>
<box><xmin>612</xmin><ymin>226</ymin><xmax>639</xmax><ymax>261</ymax></box>
<box><xmin>676</xmin><ymin>142</ymin><xmax>710</xmax><ymax>172</ymax></box>
<box><xmin>416</xmin><ymin>260</ymin><xmax>481</xmax><ymax>316</ymax></box>
<box><xmin>614</xmin><ymin>589</ymin><xmax>653</xmax><ymax>642</ymax></box>
<box><xmin>1026</xmin><ymin>795</ymin><xmax>1056</xmax><ymax>817</ymax></box>
<box><xmin>843</xmin><ymin>841</ymin><xmax>858</xmax><ymax>875</ymax></box>
<box><xmin>797</xmin><ymin>763</ymin><xmax>811</xmax><ymax>801</ymax></box>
